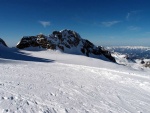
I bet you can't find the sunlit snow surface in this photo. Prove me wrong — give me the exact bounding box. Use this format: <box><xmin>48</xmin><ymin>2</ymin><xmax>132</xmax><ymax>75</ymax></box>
<box><xmin>0</xmin><ymin>46</ymin><xmax>150</xmax><ymax>113</ymax></box>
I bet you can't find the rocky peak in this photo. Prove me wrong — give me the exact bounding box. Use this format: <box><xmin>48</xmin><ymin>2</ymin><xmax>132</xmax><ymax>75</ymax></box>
<box><xmin>50</xmin><ymin>29</ymin><xmax>81</xmax><ymax>48</ymax></box>
<box><xmin>145</xmin><ymin>61</ymin><xmax>150</xmax><ymax>68</ymax></box>
<box><xmin>16</xmin><ymin>29</ymin><xmax>116</xmax><ymax>62</ymax></box>
<box><xmin>0</xmin><ymin>38</ymin><xmax>8</xmax><ymax>47</ymax></box>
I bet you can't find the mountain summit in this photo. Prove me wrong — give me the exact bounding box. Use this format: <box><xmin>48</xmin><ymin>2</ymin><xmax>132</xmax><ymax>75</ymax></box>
<box><xmin>16</xmin><ymin>29</ymin><xmax>116</xmax><ymax>62</ymax></box>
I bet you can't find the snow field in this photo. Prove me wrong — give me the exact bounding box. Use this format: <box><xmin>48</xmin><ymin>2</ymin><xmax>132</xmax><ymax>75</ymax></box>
<box><xmin>0</xmin><ymin>50</ymin><xmax>150</xmax><ymax>113</ymax></box>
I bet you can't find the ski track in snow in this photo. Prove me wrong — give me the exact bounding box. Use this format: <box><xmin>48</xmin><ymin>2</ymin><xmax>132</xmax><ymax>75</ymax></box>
<box><xmin>0</xmin><ymin>50</ymin><xmax>150</xmax><ymax>113</ymax></box>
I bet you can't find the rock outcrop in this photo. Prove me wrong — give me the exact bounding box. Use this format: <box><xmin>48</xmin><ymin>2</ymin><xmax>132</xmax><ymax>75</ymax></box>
<box><xmin>16</xmin><ymin>36</ymin><xmax>39</xmax><ymax>49</ymax></box>
<box><xmin>144</xmin><ymin>61</ymin><xmax>150</xmax><ymax>68</ymax></box>
<box><xmin>16</xmin><ymin>29</ymin><xmax>116</xmax><ymax>62</ymax></box>
<box><xmin>0</xmin><ymin>38</ymin><xmax>7</xmax><ymax>47</ymax></box>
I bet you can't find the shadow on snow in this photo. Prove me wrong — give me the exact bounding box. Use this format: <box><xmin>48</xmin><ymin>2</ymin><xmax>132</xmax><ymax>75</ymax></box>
<box><xmin>0</xmin><ymin>47</ymin><xmax>54</xmax><ymax>63</ymax></box>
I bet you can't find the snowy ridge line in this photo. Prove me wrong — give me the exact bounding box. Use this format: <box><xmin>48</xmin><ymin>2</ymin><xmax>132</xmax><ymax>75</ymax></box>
<box><xmin>56</xmin><ymin>62</ymin><xmax>150</xmax><ymax>79</ymax></box>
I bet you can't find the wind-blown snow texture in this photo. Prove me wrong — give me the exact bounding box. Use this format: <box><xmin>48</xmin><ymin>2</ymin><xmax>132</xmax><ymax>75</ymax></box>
<box><xmin>0</xmin><ymin>47</ymin><xmax>150</xmax><ymax>113</ymax></box>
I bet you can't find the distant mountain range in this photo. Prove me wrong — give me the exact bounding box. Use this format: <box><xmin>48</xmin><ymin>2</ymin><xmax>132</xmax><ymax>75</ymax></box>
<box><xmin>107</xmin><ymin>46</ymin><xmax>150</xmax><ymax>68</ymax></box>
<box><xmin>107</xmin><ymin>46</ymin><xmax>150</xmax><ymax>59</ymax></box>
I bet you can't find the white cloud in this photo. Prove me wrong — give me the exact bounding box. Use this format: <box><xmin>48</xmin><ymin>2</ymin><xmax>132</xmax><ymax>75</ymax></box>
<box><xmin>128</xmin><ymin>26</ymin><xmax>141</xmax><ymax>31</ymax></box>
<box><xmin>39</xmin><ymin>21</ymin><xmax>50</xmax><ymax>27</ymax></box>
<box><xmin>126</xmin><ymin>13</ymin><xmax>130</xmax><ymax>20</ymax></box>
<box><xmin>101</xmin><ymin>21</ymin><xmax>121</xmax><ymax>27</ymax></box>
<box><xmin>126</xmin><ymin>10</ymin><xmax>141</xmax><ymax>21</ymax></box>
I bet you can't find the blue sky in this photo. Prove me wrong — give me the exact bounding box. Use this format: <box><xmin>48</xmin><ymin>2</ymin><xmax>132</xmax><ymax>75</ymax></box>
<box><xmin>0</xmin><ymin>0</ymin><xmax>150</xmax><ymax>47</ymax></box>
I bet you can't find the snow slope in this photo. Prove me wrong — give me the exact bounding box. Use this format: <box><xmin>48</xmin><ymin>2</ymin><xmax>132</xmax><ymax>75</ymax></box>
<box><xmin>0</xmin><ymin>48</ymin><xmax>150</xmax><ymax>113</ymax></box>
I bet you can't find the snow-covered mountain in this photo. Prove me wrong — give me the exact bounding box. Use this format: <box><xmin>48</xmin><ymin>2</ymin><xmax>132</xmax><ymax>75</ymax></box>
<box><xmin>0</xmin><ymin>38</ymin><xmax>7</xmax><ymax>47</ymax></box>
<box><xmin>16</xmin><ymin>29</ymin><xmax>116</xmax><ymax>62</ymax></box>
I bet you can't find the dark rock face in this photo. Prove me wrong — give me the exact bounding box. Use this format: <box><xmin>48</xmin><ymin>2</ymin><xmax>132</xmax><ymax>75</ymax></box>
<box><xmin>0</xmin><ymin>38</ymin><xmax>8</xmax><ymax>47</ymax></box>
<box><xmin>16</xmin><ymin>36</ymin><xmax>39</xmax><ymax>49</ymax></box>
<box><xmin>16</xmin><ymin>29</ymin><xmax>116</xmax><ymax>62</ymax></box>
<box><xmin>141</xmin><ymin>60</ymin><xmax>145</xmax><ymax>64</ymax></box>
<box><xmin>50</xmin><ymin>29</ymin><xmax>81</xmax><ymax>49</ymax></box>
<box><xmin>145</xmin><ymin>61</ymin><xmax>150</xmax><ymax>68</ymax></box>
